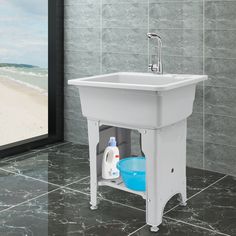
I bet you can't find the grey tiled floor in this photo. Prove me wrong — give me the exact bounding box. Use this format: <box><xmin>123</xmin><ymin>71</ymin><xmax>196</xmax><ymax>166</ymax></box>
<box><xmin>0</xmin><ymin>142</ymin><xmax>235</xmax><ymax>236</ymax></box>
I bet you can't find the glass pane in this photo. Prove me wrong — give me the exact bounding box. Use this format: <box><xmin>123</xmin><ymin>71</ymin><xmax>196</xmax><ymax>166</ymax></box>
<box><xmin>0</xmin><ymin>0</ymin><xmax>48</xmax><ymax>146</ymax></box>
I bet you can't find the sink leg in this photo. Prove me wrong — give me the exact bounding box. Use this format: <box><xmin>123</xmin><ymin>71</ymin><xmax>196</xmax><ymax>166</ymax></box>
<box><xmin>150</xmin><ymin>226</ymin><xmax>159</xmax><ymax>232</ymax></box>
<box><xmin>140</xmin><ymin>120</ymin><xmax>187</xmax><ymax>229</ymax></box>
<box><xmin>178</xmin><ymin>191</ymin><xmax>187</xmax><ymax>207</ymax></box>
<box><xmin>179</xmin><ymin>201</ymin><xmax>187</xmax><ymax>207</ymax></box>
<box><xmin>88</xmin><ymin>120</ymin><xmax>99</xmax><ymax>210</ymax></box>
<box><xmin>90</xmin><ymin>205</ymin><xmax>98</xmax><ymax>210</ymax></box>
<box><xmin>141</xmin><ymin>129</ymin><xmax>164</xmax><ymax>229</ymax></box>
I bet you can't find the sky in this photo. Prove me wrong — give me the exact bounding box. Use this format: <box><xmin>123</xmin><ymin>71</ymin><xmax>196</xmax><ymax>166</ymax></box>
<box><xmin>0</xmin><ymin>0</ymin><xmax>48</xmax><ymax>68</ymax></box>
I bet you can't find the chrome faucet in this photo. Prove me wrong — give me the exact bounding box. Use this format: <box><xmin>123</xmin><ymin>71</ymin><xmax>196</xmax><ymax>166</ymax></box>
<box><xmin>147</xmin><ymin>33</ymin><xmax>163</xmax><ymax>74</ymax></box>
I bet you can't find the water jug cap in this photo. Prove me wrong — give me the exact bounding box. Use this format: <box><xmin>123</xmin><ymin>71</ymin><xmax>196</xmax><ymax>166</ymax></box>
<box><xmin>108</xmin><ymin>137</ymin><xmax>116</xmax><ymax>146</ymax></box>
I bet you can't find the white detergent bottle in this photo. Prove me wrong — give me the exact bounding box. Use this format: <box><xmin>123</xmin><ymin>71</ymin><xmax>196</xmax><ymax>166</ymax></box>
<box><xmin>102</xmin><ymin>137</ymin><xmax>120</xmax><ymax>179</ymax></box>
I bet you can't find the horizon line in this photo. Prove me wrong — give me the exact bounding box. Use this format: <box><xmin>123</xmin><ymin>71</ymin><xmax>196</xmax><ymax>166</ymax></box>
<box><xmin>0</xmin><ymin>62</ymin><xmax>48</xmax><ymax>69</ymax></box>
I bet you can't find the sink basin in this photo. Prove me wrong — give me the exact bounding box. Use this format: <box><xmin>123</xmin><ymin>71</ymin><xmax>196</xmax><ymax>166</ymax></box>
<box><xmin>68</xmin><ymin>72</ymin><xmax>207</xmax><ymax>128</ymax></box>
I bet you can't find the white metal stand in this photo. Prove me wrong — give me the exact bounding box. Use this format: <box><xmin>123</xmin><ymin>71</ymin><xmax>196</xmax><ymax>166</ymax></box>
<box><xmin>87</xmin><ymin>118</ymin><xmax>187</xmax><ymax>231</ymax></box>
<box><xmin>87</xmin><ymin>120</ymin><xmax>99</xmax><ymax>210</ymax></box>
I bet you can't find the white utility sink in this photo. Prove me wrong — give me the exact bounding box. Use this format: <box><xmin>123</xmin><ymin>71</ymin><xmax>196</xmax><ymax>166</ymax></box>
<box><xmin>68</xmin><ymin>72</ymin><xmax>207</xmax><ymax>129</ymax></box>
<box><xmin>68</xmin><ymin>72</ymin><xmax>208</xmax><ymax>231</ymax></box>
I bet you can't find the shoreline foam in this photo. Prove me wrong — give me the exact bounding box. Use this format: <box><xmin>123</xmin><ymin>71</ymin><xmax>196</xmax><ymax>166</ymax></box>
<box><xmin>0</xmin><ymin>75</ymin><xmax>48</xmax><ymax>95</ymax></box>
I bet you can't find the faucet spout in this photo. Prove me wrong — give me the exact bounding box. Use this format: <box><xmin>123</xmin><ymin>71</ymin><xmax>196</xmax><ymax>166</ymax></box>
<box><xmin>147</xmin><ymin>32</ymin><xmax>163</xmax><ymax>74</ymax></box>
<box><xmin>147</xmin><ymin>32</ymin><xmax>161</xmax><ymax>40</ymax></box>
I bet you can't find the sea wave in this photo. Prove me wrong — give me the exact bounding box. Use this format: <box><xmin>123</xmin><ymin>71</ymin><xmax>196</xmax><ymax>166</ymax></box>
<box><xmin>0</xmin><ymin>66</ymin><xmax>48</xmax><ymax>91</ymax></box>
<box><xmin>0</xmin><ymin>74</ymin><xmax>48</xmax><ymax>95</ymax></box>
<box><xmin>0</xmin><ymin>67</ymin><xmax>48</xmax><ymax>77</ymax></box>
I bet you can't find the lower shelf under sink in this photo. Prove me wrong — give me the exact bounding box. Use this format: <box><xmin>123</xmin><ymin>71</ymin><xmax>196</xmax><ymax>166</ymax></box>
<box><xmin>98</xmin><ymin>177</ymin><xmax>146</xmax><ymax>199</ymax></box>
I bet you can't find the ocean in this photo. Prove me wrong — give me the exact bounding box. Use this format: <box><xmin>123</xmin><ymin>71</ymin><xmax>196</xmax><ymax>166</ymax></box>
<box><xmin>0</xmin><ymin>65</ymin><xmax>48</xmax><ymax>92</ymax></box>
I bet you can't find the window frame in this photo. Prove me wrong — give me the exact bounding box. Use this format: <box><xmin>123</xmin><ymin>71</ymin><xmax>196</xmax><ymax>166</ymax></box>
<box><xmin>0</xmin><ymin>0</ymin><xmax>64</xmax><ymax>158</ymax></box>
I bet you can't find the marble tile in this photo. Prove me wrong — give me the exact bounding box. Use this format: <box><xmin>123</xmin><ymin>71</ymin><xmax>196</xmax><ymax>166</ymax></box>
<box><xmin>64</xmin><ymin>84</ymin><xmax>80</xmax><ymax>98</ymax></box>
<box><xmin>64</xmin><ymin>27</ymin><xmax>100</xmax><ymax>52</ymax></box>
<box><xmin>132</xmin><ymin>218</ymin><xmax>221</xmax><ymax>236</ymax></box>
<box><xmin>66</xmin><ymin>167</ymin><xmax>224</xmax><ymax>212</ymax></box>
<box><xmin>64</xmin><ymin>118</ymin><xmax>88</xmax><ymax>145</ymax></box>
<box><xmin>64</xmin><ymin>80</ymin><xmax>81</xmax><ymax>93</ymax></box>
<box><xmin>149</xmin><ymin>29</ymin><xmax>203</xmax><ymax>58</ymax></box>
<box><xmin>205</xmin><ymin>142</ymin><xmax>236</xmax><ymax>177</ymax></box>
<box><xmin>187</xmin><ymin>113</ymin><xmax>203</xmax><ymax>142</ymax></box>
<box><xmin>1</xmin><ymin>142</ymin><xmax>67</xmax><ymax>163</ymax></box>
<box><xmin>102</xmin><ymin>52</ymin><xmax>148</xmax><ymax>74</ymax></box>
<box><xmin>102</xmin><ymin>3</ymin><xmax>148</xmax><ymax>28</ymax></box>
<box><xmin>205</xmin><ymin>57</ymin><xmax>236</xmax><ymax>89</ymax></box>
<box><xmin>65</xmin><ymin>0</ymin><xmax>98</xmax><ymax>5</ymax></box>
<box><xmin>149</xmin><ymin>2</ymin><xmax>203</xmax><ymax>29</ymax></box>
<box><xmin>150</xmin><ymin>0</ymin><xmax>202</xmax><ymax>2</ymax></box>
<box><xmin>204</xmin><ymin>114</ymin><xmax>236</xmax><ymax>146</ymax></box>
<box><xmin>0</xmin><ymin>143</ymin><xmax>232</xmax><ymax>235</ymax></box>
<box><xmin>185</xmin><ymin>168</ymin><xmax>224</xmax><ymax>197</ymax></box>
<box><xmin>166</xmin><ymin>176</ymin><xmax>236</xmax><ymax>236</ymax></box>
<box><xmin>205</xmin><ymin>30</ymin><xmax>236</xmax><ymax>59</ymax></box>
<box><xmin>187</xmin><ymin>139</ymin><xmax>203</xmax><ymax>169</ymax></box>
<box><xmin>131</xmin><ymin>130</ymin><xmax>142</xmax><ymax>156</ymax></box>
<box><xmin>205</xmin><ymin>1</ymin><xmax>236</xmax><ymax>30</ymax></box>
<box><xmin>64</xmin><ymin>95</ymin><xmax>84</xmax><ymax>121</ymax></box>
<box><xmin>0</xmin><ymin>170</ymin><xmax>55</xmax><ymax>211</ymax></box>
<box><xmin>162</xmin><ymin>55</ymin><xmax>203</xmax><ymax>75</ymax></box>
<box><xmin>205</xmin><ymin>86</ymin><xmax>236</xmax><ymax>117</ymax></box>
<box><xmin>102</xmin><ymin>28</ymin><xmax>148</xmax><ymax>54</ymax></box>
<box><xmin>31</xmin><ymin>142</ymin><xmax>69</xmax><ymax>153</ymax></box>
<box><xmin>0</xmin><ymin>143</ymin><xmax>90</xmax><ymax>186</ymax></box>
<box><xmin>103</xmin><ymin>0</ymin><xmax>145</xmax><ymax>3</ymax></box>
<box><xmin>193</xmin><ymin>86</ymin><xmax>204</xmax><ymax>113</ymax></box>
<box><xmin>0</xmin><ymin>188</ymin><xmax>145</xmax><ymax>236</ymax></box>
<box><xmin>64</xmin><ymin>4</ymin><xmax>100</xmax><ymax>28</ymax></box>
<box><xmin>64</xmin><ymin>50</ymin><xmax>100</xmax><ymax>75</ymax></box>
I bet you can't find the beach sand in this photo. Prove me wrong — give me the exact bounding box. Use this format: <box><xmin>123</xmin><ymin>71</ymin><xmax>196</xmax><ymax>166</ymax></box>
<box><xmin>0</xmin><ymin>77</ymin><xmax>48</xmax><ymax>146</ymax></box>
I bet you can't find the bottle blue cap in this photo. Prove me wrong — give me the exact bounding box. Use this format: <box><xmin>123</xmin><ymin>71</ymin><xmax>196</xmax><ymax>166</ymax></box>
<box><xmin>108</xmin><ymin>137</ymin><xmax>117</xmax><ymax>147</ymax></box>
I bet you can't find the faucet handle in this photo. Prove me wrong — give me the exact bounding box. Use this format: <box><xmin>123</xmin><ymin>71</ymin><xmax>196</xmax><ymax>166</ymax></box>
<box><xmin>148</xmin><ymin>64</ymin><xmax>153</xmax><ymax>70</ymax></box>
<box><xmin>149</xmin><ymin>64</ymin><xmax>159</xmax><ymax>72</ymax></box>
